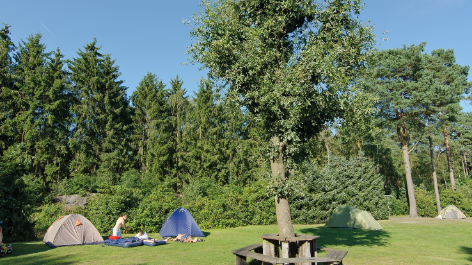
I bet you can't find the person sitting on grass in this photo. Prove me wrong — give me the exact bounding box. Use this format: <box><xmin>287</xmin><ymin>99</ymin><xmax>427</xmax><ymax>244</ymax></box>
<box><xmin>171</xmin><ymin>233</ymin><xmax>202</xmax><ymax>243</ymax></box>
<box><xmin>135</xmin><ymin>230</ymin><xmax>149</xmax><ymax>240</ymax></box>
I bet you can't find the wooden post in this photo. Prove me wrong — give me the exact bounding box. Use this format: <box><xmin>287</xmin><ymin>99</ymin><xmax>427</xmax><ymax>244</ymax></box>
<box><xmin>235</xmin><ymin>254</ymin><xmax>247</xmax><ymax>265</ymax></box>
<box><xmin>281</xmin><ymin>241</ymin><xmax>291</xmax><ymax>264</ymax></box>
<box><xmin>263</xmin><ymin>238</ymin><xmax>278</xmax><ymax>265</ymax></box>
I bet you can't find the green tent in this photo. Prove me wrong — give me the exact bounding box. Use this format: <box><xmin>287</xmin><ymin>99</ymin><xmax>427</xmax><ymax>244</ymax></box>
<box><xmin>436</xmin><ymin>205</ymin><xmax>466</xmax><ymax>219</ymax></box>
<box><xmin>325</xmin><ymin>205</ymin><xmax>382</xmax><ymax>230</ymax></box>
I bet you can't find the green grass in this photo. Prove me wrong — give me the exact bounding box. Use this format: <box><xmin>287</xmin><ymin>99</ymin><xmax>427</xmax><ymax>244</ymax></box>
<box><xmin>2</xmin><ymin>217</ymin><xmax>472</xmax><ymax>264</ymax></box>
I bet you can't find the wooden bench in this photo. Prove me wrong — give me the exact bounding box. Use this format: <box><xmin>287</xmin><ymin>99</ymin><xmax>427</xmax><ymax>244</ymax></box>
<box><xmin>232</xmin><ymin>244</ymin><xmax>348</xmax><ymax>265</ymax></box>
<box><xmin>321</xmin><ymin>249</ymin><xmax>348</xmax><ymax>265</ymax></box>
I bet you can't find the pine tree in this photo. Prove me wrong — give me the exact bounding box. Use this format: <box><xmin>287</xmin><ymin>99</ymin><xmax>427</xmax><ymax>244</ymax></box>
<box><xmin>0</xmin><ymin>24</ymin><xmax>16</xmax><ymax>154</ymax></box>
<box><xmin>37</xmin><ymin>48</ymin><xmax>72</xmax><ymax>185</ymax></box>
<box><xmin>423</xmin><ymin>48</ymin><xmax>472</xmax><ymax>191</ymax></box>
<box><xmin>365</xmin><ymin>43</ymin><xmax>429</xmax><ymax>217</ymax></box>
<box><xmin>68</xmin><ymin>39</ymin><xmax>130</xmax><ymax>179</ymax></box>
<box><xmin>167</xmin><ymin>75</ymin><xmax>189</xmax><ymax>191</ymax></box>
<box><xmin>13</xmin><ymin>33</ymin><xmax>51</xmax><ymax>184</ymax></box>
<box><xmin>130</xmin><ymin>72</ymin><xmax>171</xmax><ymax>179</ymax></box>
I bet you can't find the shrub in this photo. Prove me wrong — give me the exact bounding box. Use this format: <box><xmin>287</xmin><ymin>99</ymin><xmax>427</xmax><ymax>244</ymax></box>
<box><xmin>182</xmin><ymin>180</ymin><xmax>276</xmax><ymax>229</ymax></box>
<box><xmin>84</xmin><ymin>186</ymin><xmax>144</xmax><ymax>234</ymax></box>
<box><xmin>440</xmin><ymin>188</ymin><xmax>472</xmax><ymax>217</ymax></box>
<box><xmin>415</xmin><ymin>187</ymin><xmax>437</xmax><ymax>217</ymax></box>
<box><xmin>291</xmin><ymin>155</ymin><xmax>389</xmax><ymax>224</ymax></box>
<box><xmin>31</xmin><ymin>203</ymin><xmax>66</xmax><ymax>237</ymax></box>
<box><xmin>388</xmin><ymin>187</ymin><xmax>409</xmax><ymax>216</ymax></box>
<box><xmin>129</xmin><ymin>186</ymin><xmax>180</xmax><ymax>233</ymax></box>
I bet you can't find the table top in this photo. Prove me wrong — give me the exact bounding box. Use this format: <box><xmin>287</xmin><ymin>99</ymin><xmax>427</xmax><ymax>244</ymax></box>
<box><xmin>259</xmin><ymin>233</ymin><xmax>320</xmax><ymax>242</ymax></box>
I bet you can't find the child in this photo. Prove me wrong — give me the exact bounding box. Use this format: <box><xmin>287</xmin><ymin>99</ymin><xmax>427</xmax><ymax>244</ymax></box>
<box><xmin>135</xmin><ymin>230</ymin><xmax>149</xmax><ymax>240</ymax></box>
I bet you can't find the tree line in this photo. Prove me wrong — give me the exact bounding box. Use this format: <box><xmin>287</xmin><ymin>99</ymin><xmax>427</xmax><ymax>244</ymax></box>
<box><xmin>0</xmin><ymin>25</ymin><xmax>262</xmax><ymax>193</ymax></box>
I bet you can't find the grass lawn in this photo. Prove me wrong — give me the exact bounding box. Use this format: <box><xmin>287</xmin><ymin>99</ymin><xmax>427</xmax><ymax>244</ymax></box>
<box><xmin>2</xmin><ymin>216</ymin><xmax>472</xmax><ymax>264</ymax></box>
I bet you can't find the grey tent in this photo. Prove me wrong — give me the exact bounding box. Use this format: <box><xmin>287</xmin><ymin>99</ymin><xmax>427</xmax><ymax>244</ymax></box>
<box><xmin>43</xmin><ymin>214</ymin><xmax>103</xmax><ymax>247</ymax></box>
<box><xmin>436</xmin><ymin>205</ymin><xmax>467</xmax><ymax>219</ymax></box>
<box><xmin>325</xmin><ymin>205</ymin><xmax>383</xmax><ymax>230</ymax></box>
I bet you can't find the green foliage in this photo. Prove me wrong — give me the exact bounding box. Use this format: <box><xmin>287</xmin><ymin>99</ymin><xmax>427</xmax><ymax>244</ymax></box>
<box><xmin>83</xmin><ymin>186</ymin><xmax>143</xmax><ymax>234</ymax></box>
<box><xmin>184</xmin><ymin>180</ymin><xmax>276</xmax><ymax>229</ymax></box>
<box><xmin>68</xmin><ymin>39</ymin><xmax>130</xmax><ymax>177</ymax></box>
<box><xmin>388</xmin><ymin>188</ymin><xmax>409</xmax><ymax>216</ymax></box>
<box><xmin>189</xmin><ymin>0</ymin><xmax>375</xmax><ymax>167</ymax></box>
<box><xmin>129</xmin><ymin>186</ymin><xmax>180</xmax><ymax>233</ymax></box>
<box><xmin>31</xmin><ymin>203</ymin><xmax>66</xmax><ymax>236</ymax></box>
<box><xmin>414</xmin><ymin>187</ymin><xmax>437</xmax><ymax>217</ymax></box>
<box><xmin>0</xmin><ymin>144</ymin><xmax>36</xmax><ymax>242</ymax></box>
<box><xmin>291</xmin><ymin>155</ymin><xmax>389</xmax><ymax>224</ymax></box>
<box><xmin>439</xmin><ymin>188</ymin><xmax>472</xmax><ymax>216</ymax></box>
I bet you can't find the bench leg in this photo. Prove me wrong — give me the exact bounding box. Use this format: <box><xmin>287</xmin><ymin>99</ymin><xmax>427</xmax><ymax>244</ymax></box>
<box><xmin>235</xmin><ymin>254</ymin><xmax>247</xmax><ymax>265</ymax></box>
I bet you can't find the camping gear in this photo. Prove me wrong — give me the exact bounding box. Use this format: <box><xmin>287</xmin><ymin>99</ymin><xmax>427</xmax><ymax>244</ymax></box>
<box><xmin>0</xmin><ymin>220</ymin><xmax>11</xmax><ymax>257</ymax></box>
<box><xmin>143</xmin><ymin>239</ymin><xmax>166</xmax><ymax>246</ymax></box>
<box><xmin>0</xmin><ymin>243</ymin><xmax>5</xmax><ymax>257</ymax></box>
<box><xmin>43</xmin><ymin>214</ymin><xmax>103</xmax><ymax>248</ymax></box>
<box><xmin>103</xmin><ymin>237</ymin><xmax>143</xmax><ymax>248</ymax></box>
<box><xmin>436</xmin><ymin>205</ymin><xmax>467</xmax><ymax>219</ymax></box>
<box><xmin>325</xmin><ymin>205</ymin><xmax>383</xmax><ymax>230</ymax></box>
<box><xmin>159</xmin><ymin>207</ymin><xmax>205</xmax><ymax>238</ymax></box>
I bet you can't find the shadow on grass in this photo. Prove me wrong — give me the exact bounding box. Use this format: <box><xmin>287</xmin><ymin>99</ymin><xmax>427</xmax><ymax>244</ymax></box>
<box><xmin>243</xmin><ymin>227</ymin><xmax>391</xmax><ymax>265</ymax></box>
<box><xmin>0</xmin><ymin>241</ymin><xmax>70</xmax><ymax>265</ymax></box>
<box><xmin>298</xmin><ymin>226</ymin><xmax>390</xmax><ymax>248</ymax></box>
<box><xmin>460</xmin><ymin>246</ymin><xmax>472</xmax><ymax>262</ymax></box>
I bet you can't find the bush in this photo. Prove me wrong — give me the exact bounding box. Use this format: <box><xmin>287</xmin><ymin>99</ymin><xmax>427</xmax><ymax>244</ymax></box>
<box><xmin>182</xmin><ymin>180</ymin><xmax>276</xmax><ymax>229</ymax></box>
<box><xmin>31</xmin><ymin>203</ymin><xmax>66</xmax><ymax>237</ymax></box>
<box><xmin>415</xmin><ymin>187</ymin><xmax>437</xmax><ymax>217</ymax></box>
<box><xmin>129</xmin><ymin>186</ymin><xmax>180</xmax><ymax>233</ymax></box>
<box><xmin>387</xmin><ymin>185</ymin><xmax>408</xmax><ymax>216</ymax></box>
<box><xmin>0</xmin><ymin>145</ymin><xmax>37</xmax><ymax>242</ymax></box>
<box><xmin>440</xmin><ymin>188</ymin><xmax>472</xmax><ymax>217</ymax></box>
<box><xmin>291</xmin><ymin>155</ymin><xmax>389</xmax><ymax>224</ymax></box>
<box><xmin>84</xmin><ymin>186</ymin><xmax>144</xmax><ymax>234</ymax></box>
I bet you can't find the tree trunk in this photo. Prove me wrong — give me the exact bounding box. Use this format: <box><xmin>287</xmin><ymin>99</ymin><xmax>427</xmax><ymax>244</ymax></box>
<box><xmin>462</xmin><ymin>150</ymin><xmax>469</xmax><ymax>177</ymax></box>
<box><xmin>402</xmin><ymin>143</ymin><xmax>418</xmax><ymax>217</ymax></box>
<box><xmin>270</xmin><ymin>136</ymin><xmax>295</xmax><ymax>239</ymax></box>
<box><xmin>443</xmin><ymin>123</ymin><xmax>456</xmax><ymax>191</ymax></box>
<box><xmin>429</xmin><ymin>135</ymin><xmax>441</xmax><ymax>215</ymax></box>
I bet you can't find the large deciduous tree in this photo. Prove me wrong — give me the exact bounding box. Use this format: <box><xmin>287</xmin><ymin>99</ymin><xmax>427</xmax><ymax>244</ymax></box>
<box><xmin>189</xmin><ymin>0</ymin><xmax>374</xmax><ymax>237</ymax></box>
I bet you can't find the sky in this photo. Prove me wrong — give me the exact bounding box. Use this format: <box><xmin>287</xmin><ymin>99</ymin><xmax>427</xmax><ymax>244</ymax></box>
<box><xmin>2</xmin><ymin>0</ymin><xmax>471</xmax><ymax>109</ymax></box>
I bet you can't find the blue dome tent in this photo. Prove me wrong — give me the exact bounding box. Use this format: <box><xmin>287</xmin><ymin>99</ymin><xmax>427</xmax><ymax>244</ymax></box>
<box><xmin>159</xmin><ymin>208</ymin><xmax>205</xmax><ymax>238</ymax></box>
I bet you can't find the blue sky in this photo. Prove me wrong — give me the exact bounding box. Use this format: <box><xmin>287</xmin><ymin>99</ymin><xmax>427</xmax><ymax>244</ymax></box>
<box><xmin>2</xmin><ymin>0</ymin><xmax>471</xmax><ymax>110</ymax></box>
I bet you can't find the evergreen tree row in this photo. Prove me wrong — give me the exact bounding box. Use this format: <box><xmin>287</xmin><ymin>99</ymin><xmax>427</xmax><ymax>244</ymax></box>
<box><xmin>0</xmin><ymin>26</ymin><xmax>264</xmax><ymax>199</ymax></box>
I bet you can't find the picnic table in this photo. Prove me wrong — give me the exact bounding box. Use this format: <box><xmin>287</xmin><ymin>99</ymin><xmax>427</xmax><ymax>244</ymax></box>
<box><xmin>232</xmin><ymin>233</ymin><xmax>347</xmax><ymax>265</ymax></box>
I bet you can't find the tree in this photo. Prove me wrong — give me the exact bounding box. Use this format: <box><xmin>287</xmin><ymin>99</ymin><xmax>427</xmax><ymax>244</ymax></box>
<box><xmin>423</xmin><ymin>48</ymin><xmax>471</xmax><ymax>192</ymax></box>
<box><xmin>189</xmin><ymin>0</ymin><xmax>374</xmax><ymax>237</ymax></box>
<box><xmin>130</xmin><ymin>72</ymin><xmax>170</xmax><ymax>178</ymax></box>
<box><xmin>366</xmin><ymin>43</ymin><xmax>430</xmax><ymax>217</ymax></box>
<box><xmin>167</xmin><ymin>75</ymin><xmax>190</xmax><ymax>191</ymax></box>
<box><xmin>68</xmin><ymin>39</ymin><xmax>130</xmax><ymax>179</ymax></box>
<box><xmin>0</xmin><ymin>24</ymin><xmax>16</xmax><ymax>154</ymax></box>
<box><xmin>12</xmin><ymin>34</ymin><xmax>72</xmax><ymax>187</ymax></box>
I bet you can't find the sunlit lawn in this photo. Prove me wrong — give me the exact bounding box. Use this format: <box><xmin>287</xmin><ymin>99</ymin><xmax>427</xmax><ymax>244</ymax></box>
<box><xmin>2</xmin><ymin>216</ymin><xmax>472</xmax><ymax>264</ymax></box>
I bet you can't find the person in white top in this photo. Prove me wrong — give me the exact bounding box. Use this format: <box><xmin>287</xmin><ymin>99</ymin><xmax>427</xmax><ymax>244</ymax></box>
<box><xmin>135</xmin><ymin>230</ymin><xmax>149</xmax><ymax>240</ymax></box>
